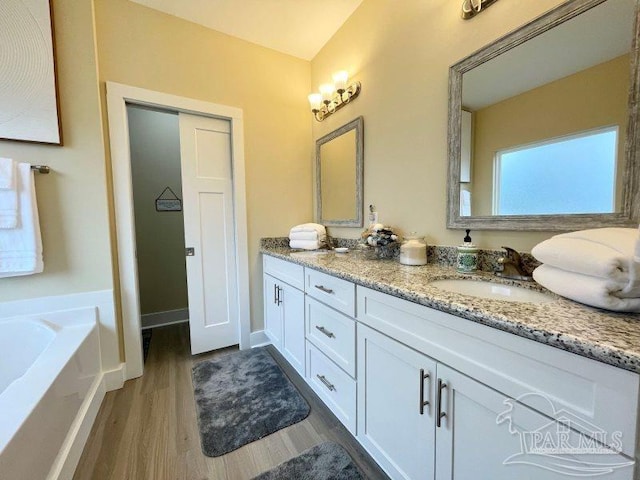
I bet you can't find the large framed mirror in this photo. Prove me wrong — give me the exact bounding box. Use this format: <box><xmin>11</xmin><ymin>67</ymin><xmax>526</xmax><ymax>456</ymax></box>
<box><xmin>447</xmin><ymin>0</ymin><xmax>640</xmax><ymax>230</ymax></box>
<box><xmin>316</xmin><ymin>116</ymin><xmax>364</xmax><ymax>227</ymax></box>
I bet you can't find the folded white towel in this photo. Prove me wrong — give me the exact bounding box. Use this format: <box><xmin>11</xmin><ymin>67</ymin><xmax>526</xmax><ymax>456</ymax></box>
<box><xmin>290</xmin><ymin>223</ymin><xmax>326</xmax><ymax>235</ymax></box>
<box><xmin>533</xmin><ymin>264</ymin><xmax>640</xmax><ymax>312</ymax></box>
<box><xmin>0</xmin><ymin>158</ymin><xmax>18</xmax><ymax>229</ymax></box>
<box><xmin>289</xmin><ymin>231</ymin><xmax>325</xmax><ymax>241</ymax></box>
<box><xmin>532</xmin><ymin>228</ymin><xmax>640</xmax><ymax>297</ymax></box>
<box><xmin>289</xmin><ymin>239</ymin><xmax>323</xmax><ymax>250</ymax></box>
<box><xmin>0</xmin><ymin>163</ymin><xmax>43</xmax><ymax>277</ymax></box>
<box><xmin>0</xmin><ymin>157</ymin><xmax>15</xmax><ymax>190</ymax></box>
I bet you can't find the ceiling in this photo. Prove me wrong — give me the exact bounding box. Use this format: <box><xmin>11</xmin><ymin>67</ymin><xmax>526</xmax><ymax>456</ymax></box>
<box><xmin>129</xmin><ymin>0</ymin><xmax>363</xmax><ymax>60</ymax></box>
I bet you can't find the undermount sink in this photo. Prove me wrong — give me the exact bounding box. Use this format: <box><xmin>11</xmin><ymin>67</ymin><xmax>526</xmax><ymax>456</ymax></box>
<box><xmin>430</xmin><ymin>279</ymin><xmax>555</xmax><ymax>304</ymax></box>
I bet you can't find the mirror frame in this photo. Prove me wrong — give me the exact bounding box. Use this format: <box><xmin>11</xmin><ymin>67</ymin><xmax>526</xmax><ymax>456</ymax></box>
<box><xmin>315</xmin><ymin>116</ymin><xmax>364</xmax><ymax>227</ymax></box>
<box><xmin>447</xmin><ymin>0</ymin><xmax>640</xmax><ymax>230</ymax></box>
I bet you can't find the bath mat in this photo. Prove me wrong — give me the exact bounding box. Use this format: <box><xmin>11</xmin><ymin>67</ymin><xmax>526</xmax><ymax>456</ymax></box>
<box><xmin>192</xmin><ymin>347</ymin><xmax>310</xmax><ymax>457</ymax></box>
<box><xmin>252</xmin><ymin>442</ymin><xmax>364</xmax><ymax>480</ymax></box>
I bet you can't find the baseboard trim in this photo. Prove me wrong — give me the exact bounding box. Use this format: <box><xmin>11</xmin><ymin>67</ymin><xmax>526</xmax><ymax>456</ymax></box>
<box><xmin>47</xmin><ymin>373</ymin><xmax>106</xmax><ymax>480</ymax></box>
<box><xmin>141</xmin><ymin>308</ymin><xmax>189</xmax><ymax>329</ymax></box>
<box><xmin>250</xmin><ymin>330</ymin><xmax>270</xmax><ymax>348</ymax></box>
<box><xmin>103</xmin><ymin>364</ymin><xmax>126</xmax><ymax>391</ymax></box>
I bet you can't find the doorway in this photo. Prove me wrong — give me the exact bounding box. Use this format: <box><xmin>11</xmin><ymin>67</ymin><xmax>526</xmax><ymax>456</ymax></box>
<box><xmin>107</xmin><ymin>83</ymin><xmax>251</xmax><ymax>380</ymax></box>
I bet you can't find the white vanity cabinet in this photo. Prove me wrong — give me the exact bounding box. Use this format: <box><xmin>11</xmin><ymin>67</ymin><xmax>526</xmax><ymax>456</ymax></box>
<box><xmin>261</xmin><ymin>254</ymin><xmax>639</xmax><ymax>480</ymax></box>
<box><xmin>263</xmin><ymin>256</ymin><xmax>305</xmax><ymax>376</ymax></box>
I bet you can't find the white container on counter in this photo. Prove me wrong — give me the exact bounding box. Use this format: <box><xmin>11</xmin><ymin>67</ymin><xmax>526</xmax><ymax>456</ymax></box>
<box><xmin>399</xmin><ymin>234</ymin><xmax>428</xmax><ymax>266</ymax></box>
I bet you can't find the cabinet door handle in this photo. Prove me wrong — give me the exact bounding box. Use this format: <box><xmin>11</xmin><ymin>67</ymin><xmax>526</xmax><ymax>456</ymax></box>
<box><xmin>419</xmin><ymin>368</ymin><xmax>430</xmax><ymax>415</ymax></box>
<box><xmin>436</xmin><ymin>378</ymin><xmax>447</xmax><ymax>427</ymax></box>
<box><xmin>277</xmin><ymin>286</ymin><xmax>283</xmax><ymax>306</ymax></box>
<box><xmin>273</xmin><ymin>284</ymin><xmax>278</xmax><ymax>305</ymax></box>
<box><xmin>314</xmin><ymin>285</ymin><xmax>334</xmax><ymax>294</ymax></box>
<box><xmin>317</xmin><ymin>374</ymin><xmax>336</xmax><ymax>391</ymax></box>
<box><xmin>315</xmin><ymin>325</ymin><xmax>335</xmax><ymax>338</ymax></box>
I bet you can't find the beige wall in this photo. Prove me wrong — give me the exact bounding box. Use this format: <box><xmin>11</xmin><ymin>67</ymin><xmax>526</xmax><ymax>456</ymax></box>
<box><xmin>311</xmin><ymin>0</ymin><xmax>570</xmax><ymax>250</ymax></box>
<box><xmin>0</xmin><ymin>0</ymin><xmax>112</xmax><ymax>302</ymax></box>
<box><xmin>93</xmin><ymin>0</ymin><xmax>313</xmax><ymax>331</ymax></box>
<box><xmin>471</xmin><ymin>55</ymin><xmax>629</xmax><ymax>216</ymax></box>
<box><xmin>127</xmin><ymin>105</ymin><xmax>188</xmax><ymax>316</ymax></box>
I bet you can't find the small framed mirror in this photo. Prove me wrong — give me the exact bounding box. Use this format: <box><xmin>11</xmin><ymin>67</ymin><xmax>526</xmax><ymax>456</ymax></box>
<box><xmin>316</xmin><ymin>116</ymin><xmax>364</xmax><ymax>227</ymax></box>
<box><xmin>447</xmin><ymin>0</ymin><xmax>640</xmax><ymax>230</ymax></box>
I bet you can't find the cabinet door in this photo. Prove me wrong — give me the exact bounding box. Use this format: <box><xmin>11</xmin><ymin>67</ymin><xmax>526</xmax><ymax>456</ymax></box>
<box><xmin>281</xmin><ymin>284</ymin><xmax>305</xmax><ymax>376</ymax></box>
<box><xmin>434</xmin><ymin>364</ymin><xmax>634</xmax><ymax>480</ymax></box>
<box><xmin>263</xmin><ymin>274</ymin><xmax>283</xmax><ymax>350</ymax></box>
<box><xmin>357</xmin><ymin>323</ymin><xmax>436</xmax><ymax>480</ymax></box>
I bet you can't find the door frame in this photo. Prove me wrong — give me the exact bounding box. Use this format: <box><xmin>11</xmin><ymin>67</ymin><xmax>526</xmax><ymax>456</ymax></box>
<box><xmin>106</xmin><ymin>82</ymin><xmax>251</xmax><ymax>380</ymax></box>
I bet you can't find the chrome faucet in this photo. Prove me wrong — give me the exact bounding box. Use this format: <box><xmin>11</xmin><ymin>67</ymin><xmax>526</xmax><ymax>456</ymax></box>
<box><xmin>495</xmin><ymin>246</ymin><xmax>532</xmax><ymax>281</ymax></box>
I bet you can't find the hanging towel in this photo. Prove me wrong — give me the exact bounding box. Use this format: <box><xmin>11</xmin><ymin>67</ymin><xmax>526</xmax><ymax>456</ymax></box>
<box><xmin>0</xmin><ymin>158</ymin><xmax>18</xmax><ymax>229</ymax></box>
<box><xmin>533</xmin><ymin>264</ymin><xmax>640</xmax><ymax>312</ymax></box>
<box><xmin>0</xmin><ymin>163</ymin><xmax>43</xmax><ymax>277</ymax></box>
<box><xmin>531</xmin><ymin>228</ymin><xmax>640</xmax><ymax>297</ymax></box>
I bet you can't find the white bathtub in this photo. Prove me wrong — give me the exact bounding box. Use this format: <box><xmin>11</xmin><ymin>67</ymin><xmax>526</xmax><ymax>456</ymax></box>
<box><xmin>0</xmin><ymin>308</ymin><xmax>102</xmax><ymax>480</ymax></box>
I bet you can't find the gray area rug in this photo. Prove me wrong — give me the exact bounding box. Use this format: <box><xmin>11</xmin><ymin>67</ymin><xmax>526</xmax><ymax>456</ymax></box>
<box><xmin>192</xmin><ymin>347</ymin><xmax>310</xmax><ymax>457</ymax></box>
<box><xmin>252</xmin><ymin>442</ymin><xmax>364</xmax><ymax>480</ymax></box>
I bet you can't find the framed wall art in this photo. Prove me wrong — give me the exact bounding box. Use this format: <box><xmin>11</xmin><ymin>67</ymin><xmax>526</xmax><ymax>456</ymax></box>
<box><xmin>0</xmin><ymin>0</ymin><xmax>62</xmax><ymax>145</ymax></box>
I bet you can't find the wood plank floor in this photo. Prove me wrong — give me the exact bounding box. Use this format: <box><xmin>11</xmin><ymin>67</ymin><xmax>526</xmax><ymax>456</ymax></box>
<box><xmin>74</xmin><ymin>323</ymin><xmax>389</xmax><ymax>480</ymax></box>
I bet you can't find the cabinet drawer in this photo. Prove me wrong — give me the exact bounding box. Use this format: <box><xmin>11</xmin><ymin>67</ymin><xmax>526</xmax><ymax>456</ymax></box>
<box><xmin>306</xmin><ymin>342</ymin><xmax>357</xmax><ymax>434</ymax></box>
<box><xmin>263</xmin><ymin>255</ymin><xmax>304</xmax><ymax>290</ymax></box>
<box><xmin>305</xmin><ymin>269</ymin><xmax>355</xmax><ymax>316</ymax></box>
<box><xmin>357</xmin><ymin>286</ymin><xmax>640</xmax><ymax>457</ymax></box>
<box><xmin>306</xmin><ymin>297</ymin><xmax>356</xmax><ymax>377</ymax></box>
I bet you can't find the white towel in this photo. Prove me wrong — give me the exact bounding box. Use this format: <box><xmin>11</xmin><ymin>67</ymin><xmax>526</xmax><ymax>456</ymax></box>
<box><xmin>0</xmin><ymin>158</ymin><xmax>18</xmax><ymax>229</ymax></box>
<box><xmin>0</xmin><ymin>163</ymin><xmax>43</xmax><ymax>277</ymax></box>
<box><xmin>533</xmin><ymin>264</ymin><xmax>640</xmax><ymax>312</ymax></box>
<box><xmin>290</xmin><ymin>223</ymin><xmax>326</xmax><ymax>235</ymax></box>
<box><xmin>289</xmin><ymin>231</ymin><xmax>325</xmax><ymax>241</ymax></box>
<box><xmin>0</xmin><ymin>157</ymin><xmax>15</xmax><ymax>189</ymax></box>
<box><xmin>532</xmin><ymin>228</ymin><xmax>640</xmax><ymax>297</ymax></box>
<box><xmin>289</xmin><ymin>239</ymin><xmax>322</xmax><ymax>250</ymax></box>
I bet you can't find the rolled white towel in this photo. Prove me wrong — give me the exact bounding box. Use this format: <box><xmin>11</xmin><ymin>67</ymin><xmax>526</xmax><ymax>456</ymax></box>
<box><xmin>532</xmin><ymin>228</ymin><xmax>640</xmax><ymax>297</ymax></box>
<box><xmin>289</xmin><ymin>239</ymin><xmax>322</xmax><ymax>250</ymax></box>
<box><xmin>533</xmin><ymin>264</ymin><xmax>640</xmax><ymax>312</ymax></box>
<box><xmin>289</xmin><ymin>231</ymin><xmax>326</xmax><ymax>241</ymax></box>
<box><xmin>290</xmin><ymin>223</ymin><xmax>326</xmax><ymax>235</ymax></box>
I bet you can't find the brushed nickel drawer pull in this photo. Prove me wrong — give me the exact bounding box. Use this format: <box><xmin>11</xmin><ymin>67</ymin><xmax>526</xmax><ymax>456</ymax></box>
<box><xmin>276</xmin><ymin>286</ymin><xmax>283</xmax><ymax>306</ymax></box>
<box><xmin>273</xmin><ymin>284</ymin><xmax>278</xmax><ymax>305</ymax></box>
<box><xmin>436</xmin><ymin>378</ymin><xmax>447</xmax><ymax>427</ymax></box>
<box><xmin>317</xmin><ymin>374</ymin><xmax>336</xmax><ymax>391</ymax></box>
<box><xmin>315</xmin><ymin>325</ymin><xmax>335</xmax><ymax>338</ymax></box>
<box><xmin>419</xmin><ymin>368</ymin><xmax>430</xmax><ymax>415</ymax></box>
<box><xmin>314</xmin><ymin>285</ymin><xmax>334</xmax><ymax>294</ymax></box>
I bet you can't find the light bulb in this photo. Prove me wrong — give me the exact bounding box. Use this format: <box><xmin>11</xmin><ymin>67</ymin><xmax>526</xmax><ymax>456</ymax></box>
<box><xmin>319</xmin><ymin>84</ymin><xmax>335</xmax><ymax>103</ymax></box>
<box><xmin>332</xmin><ymin>71</ymin><xmax>349</xmax><ymax>93</ymax></box>
<box><xmin>308</xmin><ymin>93</ymin><xmax>322</xmax><ymax>111</ymax></box>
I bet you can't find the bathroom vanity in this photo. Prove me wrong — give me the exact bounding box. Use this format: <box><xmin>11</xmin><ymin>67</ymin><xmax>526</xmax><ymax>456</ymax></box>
<box><xmin>261</xmin><ymin>242</ymin><xmax>640</xmax><ymax>480</ymax></box>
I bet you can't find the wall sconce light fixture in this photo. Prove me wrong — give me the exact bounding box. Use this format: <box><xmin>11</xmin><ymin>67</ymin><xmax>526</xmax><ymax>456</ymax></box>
<box><xmin>308</xmin><ymin>70</ymin><xmax>361</xmax><ymax>122</ymax></box>
<box><xmin>461</xmin><ymin>0</ymin><xmax>499</xmax><ymax>19</ymax></box>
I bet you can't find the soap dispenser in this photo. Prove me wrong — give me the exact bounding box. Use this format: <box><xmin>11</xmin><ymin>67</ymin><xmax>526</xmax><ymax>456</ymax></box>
<box><xmin>457</xmin><ymin>229</ymin><xmax>479</xmax><ymax>273</ymax></box>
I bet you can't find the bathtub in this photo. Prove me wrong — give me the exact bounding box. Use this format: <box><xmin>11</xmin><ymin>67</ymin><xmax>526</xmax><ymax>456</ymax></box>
<box><xmin>0</xmin><ymin>308</ymin><xmax>102</xmax><ymax>480</ymax></box>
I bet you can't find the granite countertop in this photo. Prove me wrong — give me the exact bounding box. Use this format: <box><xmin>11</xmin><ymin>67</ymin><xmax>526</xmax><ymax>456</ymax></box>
<box><xmin>261</xmin><ymin>243</ymin><xmax>640</xmax><ymax>374</ymax></box>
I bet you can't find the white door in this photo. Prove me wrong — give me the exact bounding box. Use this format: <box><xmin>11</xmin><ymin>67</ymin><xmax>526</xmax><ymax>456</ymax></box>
<box><xmin>179</xmin><ymin>113</ymin><xmax>239</xmax><ymax>354</ymax></box>
<box><xmin>281</xmin><ymin>283</ymin><xmax>305</xmax><ymax>376</ymax></box>
<box><xmin>357</xmin><ymin>323</ymin><xmax>437</xmax><ymax>480</ymax></box>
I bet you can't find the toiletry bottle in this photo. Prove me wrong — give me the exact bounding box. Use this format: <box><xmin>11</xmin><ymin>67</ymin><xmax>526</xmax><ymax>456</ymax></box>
<box><xmin>400</xmin><ymin>233</ymin><xmax>428</xmax><ymax>266</ymax></box>
<box><xmin>457</xmin><ymin>229</ymin><xmax>479</xmax><ymax>273</ymax></box>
